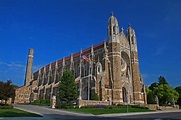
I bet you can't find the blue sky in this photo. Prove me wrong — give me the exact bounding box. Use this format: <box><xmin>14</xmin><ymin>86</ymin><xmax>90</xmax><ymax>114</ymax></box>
<box><xmin>0</xmin><ymin>0</ymin><xmax>181</xmax><ymax>88</ymax></box>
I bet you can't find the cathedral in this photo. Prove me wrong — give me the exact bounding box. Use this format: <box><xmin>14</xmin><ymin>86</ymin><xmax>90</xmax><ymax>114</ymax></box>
<box><xmin>14</xmin><ymin>13</ymin><xmax>147</xmax><ymax>105</ymax></box>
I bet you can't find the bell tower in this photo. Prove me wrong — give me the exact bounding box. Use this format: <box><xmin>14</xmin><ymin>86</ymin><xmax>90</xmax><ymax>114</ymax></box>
<box><xmin>107</xmin><ymin>13</ymin><xmax>122</xmax><ymax>104</ymax></box>
<box><xmin>24</xmin><ymin>48</ymin><xmax>34</xmax><ymax>86</ymax></box>
<box><xmin>126</xmin><ymin>25</ymin><xmax>143</xmax><ymax>104</ymax></box>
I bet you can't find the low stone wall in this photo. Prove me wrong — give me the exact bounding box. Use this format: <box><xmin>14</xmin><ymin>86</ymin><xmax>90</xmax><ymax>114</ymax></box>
<box><xmin>159</xmin><ymin>105</ymin><xmax>179</xmax><ymax>110</ymax></box>
<box><xmin>145</xmin><ymin>104</ymin><xmax>159</xmax><ymax>110</ymax></box>
<box><xmin>77</xmin><ymin>100</ymin><xmax>110</xmax><ymax>107</ymax></box>
<box><xmin>146</xmin><ymin>104</ymin><xmax>180</xmax><ymax>110</ymax></box>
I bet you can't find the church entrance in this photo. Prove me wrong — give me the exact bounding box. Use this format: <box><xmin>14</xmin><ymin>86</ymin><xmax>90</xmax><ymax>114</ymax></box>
<box><xmin>122</xmin><ymin>87</ymin><xmax>127</xmax><ymax>103</ymax></box>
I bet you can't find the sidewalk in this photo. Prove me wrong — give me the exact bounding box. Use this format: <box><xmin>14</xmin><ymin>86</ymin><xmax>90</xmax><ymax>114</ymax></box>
<box><xmin>0</xmin><ymin>105</ymin><xmax>181</xmax><ymax>120</ymax></box>
<box><xmin>96</xmin><ymin>109</ymin><xmax>181</xmax><ymax>117</ymax></box>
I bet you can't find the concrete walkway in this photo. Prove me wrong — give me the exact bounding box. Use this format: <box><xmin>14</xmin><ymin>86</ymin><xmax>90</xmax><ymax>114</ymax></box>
<box><xmin>0</xmin><ymin>105</ymin><xmax>97</xmax><ymax>120</ymax></box>
<box><xmin>0</xmin><ymin>105</ymin><xmax>181</xmax><ymax>120</ymax></box>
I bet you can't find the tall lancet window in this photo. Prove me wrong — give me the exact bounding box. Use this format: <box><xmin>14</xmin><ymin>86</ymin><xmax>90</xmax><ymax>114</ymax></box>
<box><xmin>96</xmin><ymin>62</ymin><xmax>102</xmax><ymax>74</ymax></box>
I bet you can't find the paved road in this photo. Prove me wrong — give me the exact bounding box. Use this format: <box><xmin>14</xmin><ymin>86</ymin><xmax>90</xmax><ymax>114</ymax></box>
<box><xmin>0</xmin><ymin>105</ymin><xmax>180</xmax><ymax>120</ymax></box>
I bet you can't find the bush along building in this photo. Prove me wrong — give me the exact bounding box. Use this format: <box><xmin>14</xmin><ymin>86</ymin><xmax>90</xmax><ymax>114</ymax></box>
<box><xmin>14</xmin><ymin>13</ymin><xmax>147</xmax><ymax>105</ymax></box>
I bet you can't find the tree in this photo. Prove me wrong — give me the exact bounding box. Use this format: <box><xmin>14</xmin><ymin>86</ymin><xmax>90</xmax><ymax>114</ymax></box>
<box><xmin>175</xmin><ymin>86</ymin><xmax>181</xmax><ymax>106</ymax></box>
<box><xmin>146</xmin><ymin>87</ymin><xmax>155</xmax><ymax>104</ymax></box>
<box><xmin>153</xmin><ymin>84</ymin><xmax>179</xmax><ymax>105</ymax></box>
<box><xmin>0</xmin><ymin>81</ymin><xmax>4</xmax><ymax>100</ymax></box>
<box><xmin>0</xmin><ymin>80</ymin><xmax>15</xmax><ymax>104</ymax></box>
<box><xmin>147</xmin><ymin>76</ymin><xmax>180</xmax><ymax>105</ymax></box>
<box><xmin>58</xmin><ymin>70</ymin><xmax>77</xmax><ymax>105</ymax></box>
<box><xmin>158</xmin><ymin>76</ymin><xmax>168</xmax><ymax>85</ymax></box>
<box><xmin>149</xmin><ymin>82</ymin><xmax>158</xmax><ymax>91</ymax></box>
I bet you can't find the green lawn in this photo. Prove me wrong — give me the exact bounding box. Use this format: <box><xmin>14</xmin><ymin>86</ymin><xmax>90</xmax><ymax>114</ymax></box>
<box><xmin>0</xmin><ymin>108</ymin><xmax>42</xmax><ymax>117</ymax></box>
<box><xmin>67</xmin><ymin>107</ymin><xmax>153</xmax><ymax>115</ymax></box>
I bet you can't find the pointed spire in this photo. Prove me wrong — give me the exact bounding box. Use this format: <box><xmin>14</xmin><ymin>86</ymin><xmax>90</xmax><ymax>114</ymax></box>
<box><xmin>121</xmin><ymin>27</ymin><xmax>124</xmax><ymax>33</ymax></box>
<box><xmin>104</xmin><ymin>40</ymin><xmax>108</xmax><ymax>52</ymax></box>
<box><xmin>55</xmin><ymin>60</ymin><xmax>58</xmax><ymax>69</ymax></box>
<box><xmin>80</xmin><ymin>49</ymin><xmax>82</xmax><ymax>56</ymax></box>
<box><xmin>49</xmin><ymin>63</ymin><xmax>51</xmax><ymax>70</ymax></box>
<box><xmin>111</xmin><ymin>11</ymin><xmax>114</xmax><ymax>16</ymax></box>
<box><xmin>63</xmin><ymin>57</ymin><xmax>65</xmax><ymax>66</ymax></box>
<box><xmin>91</xmin><ymin>45</ymin><xmax>94</xmax><ymax>55</ymax></box>
<box><xmin>128</xmin><ymin>23</ymin><xmax>131</xmax><ymax>27</ymax></box>
<box><xmin>71</xmin><ymin>54</ymin><xmax>73</xmax><ymax>63</ymax></box>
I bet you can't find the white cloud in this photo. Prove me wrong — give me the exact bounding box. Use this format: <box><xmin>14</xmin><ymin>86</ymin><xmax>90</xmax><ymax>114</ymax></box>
<box><xmin>0</xmin><ymin>61</ymin><xmax>25</xmax><ymax>69</ymax></box>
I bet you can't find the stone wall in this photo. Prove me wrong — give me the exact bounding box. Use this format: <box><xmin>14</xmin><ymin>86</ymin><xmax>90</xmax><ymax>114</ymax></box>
<box><xmin>146</xmin><ymin>104</ymin><xmax>180</xmax><ymax>110</ymax></box>
<box><xmin>159</xmin><ymin>105</ymin><xmax>179</xmax><ymax>110</ymax></box>
<box><xmin>77</xmin><ymin>100</ymin><xmax>110</xmax><ymax>107</ymax></box>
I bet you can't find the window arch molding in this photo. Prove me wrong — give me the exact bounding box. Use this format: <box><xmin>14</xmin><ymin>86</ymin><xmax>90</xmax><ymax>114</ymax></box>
<box><xmin>96</xmin><ymin>62</ymin><xmax>102</xmax><ymax>74</ymax></box>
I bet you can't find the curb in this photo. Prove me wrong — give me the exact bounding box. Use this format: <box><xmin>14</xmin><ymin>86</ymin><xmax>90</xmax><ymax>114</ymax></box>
<box><xmin>96</xmin><ymin>110</ymin><xmax>181</xmax><ymax>117</ymax></box>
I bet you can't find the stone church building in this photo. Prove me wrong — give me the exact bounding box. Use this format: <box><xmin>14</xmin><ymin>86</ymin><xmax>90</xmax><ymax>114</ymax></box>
<box><xmin>14</xmin><ymin>13</ymin><xmax>147</xmax><ymax>105</ymax></box>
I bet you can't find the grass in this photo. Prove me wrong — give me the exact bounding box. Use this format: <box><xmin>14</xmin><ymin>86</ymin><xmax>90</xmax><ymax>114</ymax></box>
<box><xmin>0</xmin><ymin>108</ymin><xmax>42</xmax><ymax>117</ymax></box>
<box><xmin>67</xmin><ymin>107</ymin><xmax>153</xmax><ymax>115</ymax></box>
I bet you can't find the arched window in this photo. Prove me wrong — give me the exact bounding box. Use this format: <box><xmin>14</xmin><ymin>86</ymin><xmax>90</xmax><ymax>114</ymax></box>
<box><xmin>96</xmin><ymin>62</ymin><xmax>102</xmax><ymax>74</ymax></box>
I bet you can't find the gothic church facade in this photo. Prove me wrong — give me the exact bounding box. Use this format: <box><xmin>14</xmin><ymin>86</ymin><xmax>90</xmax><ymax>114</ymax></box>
<box><xmin>15</xmin><ymin>14</ymin><xmax>146</xmax><ymax>105</ymax></box>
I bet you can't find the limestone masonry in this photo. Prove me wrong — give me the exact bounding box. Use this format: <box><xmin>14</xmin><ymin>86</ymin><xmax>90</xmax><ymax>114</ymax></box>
<box><xmin>15</xmin><ymin>13</ymin><xmax>147</xmax><ymax>105</ymax></box>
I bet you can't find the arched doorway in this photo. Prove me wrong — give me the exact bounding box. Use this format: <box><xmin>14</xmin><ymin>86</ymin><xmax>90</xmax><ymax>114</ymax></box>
<box><xmin>122</xmin><ymin>87</ymin><xmax>127</xmax><ymax>102</ymax></box>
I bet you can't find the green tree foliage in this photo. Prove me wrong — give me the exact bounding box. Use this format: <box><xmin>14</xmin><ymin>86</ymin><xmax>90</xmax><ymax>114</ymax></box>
<box><xmin>149</xmin><ymin>82</ymin><xmax>158</xmax><ymax>91</ymax></box>
<box><xmin>153</xmin><ymin>84</ymin><xmax>179</xmax><ymax>105</ymax></box>
<box><xmin>158</xmin><ymin>76</ymin><xmax>168</xmax><ymax>85</ymax></box>
<box><xmin>58</xmin><ymin>70</ymin><xmax>77</xmax><ymax>105</ymax></box>
<box><xmin>0</xmin><ymin>80</ymin><xmax>15</xmax><ymax>104</ymax></box>
<box><xmin>146</xmin><ymin>76</ymin><xmax>179</xmax><ymax>105</ymax></box>
<box><xmin>175</xmin><ymin>86</ymin><xmax>181</xmax><ymax>106</ymax></box>
<box><xmin>146</xmin><ymin>87</ymin><xmax>155</xmax><ymax>104</ymax></box>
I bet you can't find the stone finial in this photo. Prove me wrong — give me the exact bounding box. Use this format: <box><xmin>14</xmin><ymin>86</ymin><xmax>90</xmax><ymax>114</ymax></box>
<box><xmin>111</xmin><ymin>11</ymin><xmax>114</xmax><ymax>16</ymax></box>
<box><xmin>128</xmin><ymin>23</ymin><xmax>131</xmax><ymax>27</ymax></box>
<box><xmin>71</xmin><ymin>54</ymin><xmax>73</xmax><ymax>62</ymax></box>
<box><xmin>91</xmin><ymin>45</ymin><xmax>94</xmax><ymax>55</ymax></box>
<box><xmin>121</xmin><ymin>27</ymin><xmax>124</xmax><ymax>33</ymax></box>
<box><xmin>63</xmin><ymin>57</ymin><xmax>65</xmax><ymax>66</ymax></box>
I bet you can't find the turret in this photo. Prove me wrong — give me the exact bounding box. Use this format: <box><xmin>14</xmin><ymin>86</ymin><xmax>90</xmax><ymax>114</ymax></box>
<box><xmin>126</xmin><ymin>24</ymin><xmax>138</xmax><ymax>52</ymax></box>
<box><xmin>107</xmin><ymin>13</ymin><xmax>122</xmax><ymax>104</ymax></box>
<box><xmin>126</xmin><ymin>24</ymin><xmax>145</xmax><ymax>104</ymax></box>
<box><xmin>108</xmin><ymin>12</ymin><xmax>120</xmax><ymax>43</ymax></box>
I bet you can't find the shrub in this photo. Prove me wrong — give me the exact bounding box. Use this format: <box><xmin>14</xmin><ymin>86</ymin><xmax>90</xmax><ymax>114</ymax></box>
<box><xmin>116</xmin><ymin>104</ymin><xmax>127</xmax><ymax>108</ymax></box>
<box><xmin>45</xmin><ymin>99</ymin><xmax>50</xmax><ymax>104</ymax></box>
<box><xmin>65</xmin><ymin>105</ymin><xmax>74</xmax><ymax>109</ymax></box>
<box><xmin>0</xmin><ymin>105</ymin><xmax>13</xmax><ymax>109</ymax></box>
<box><xmin>91</xmin><ymin>93</ymin><xmax>100</xmax><ymax>101</ymax></box>
<box><xmin>55</xmin><ymin>103</ymin><xmax>61</xmax><ymax>109</ymax></box>
<box><xmin>40</xmin><ymin>100</ymin><xmax>46</xmax><ymax>104</ymax></box>
<box><xmin>32</xmin><ymin>99</ymin><xmax>50</xmax><ymax>106</ymax></box>
<box><xmin>33</xmin><ymin>100</ymin><xmax>40</xmax><ymax>104</ymax></box>
<box><xmin>92</xmin><ymin>105</ymin><xmax>105</xmax><ymax>108</ymax></box>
